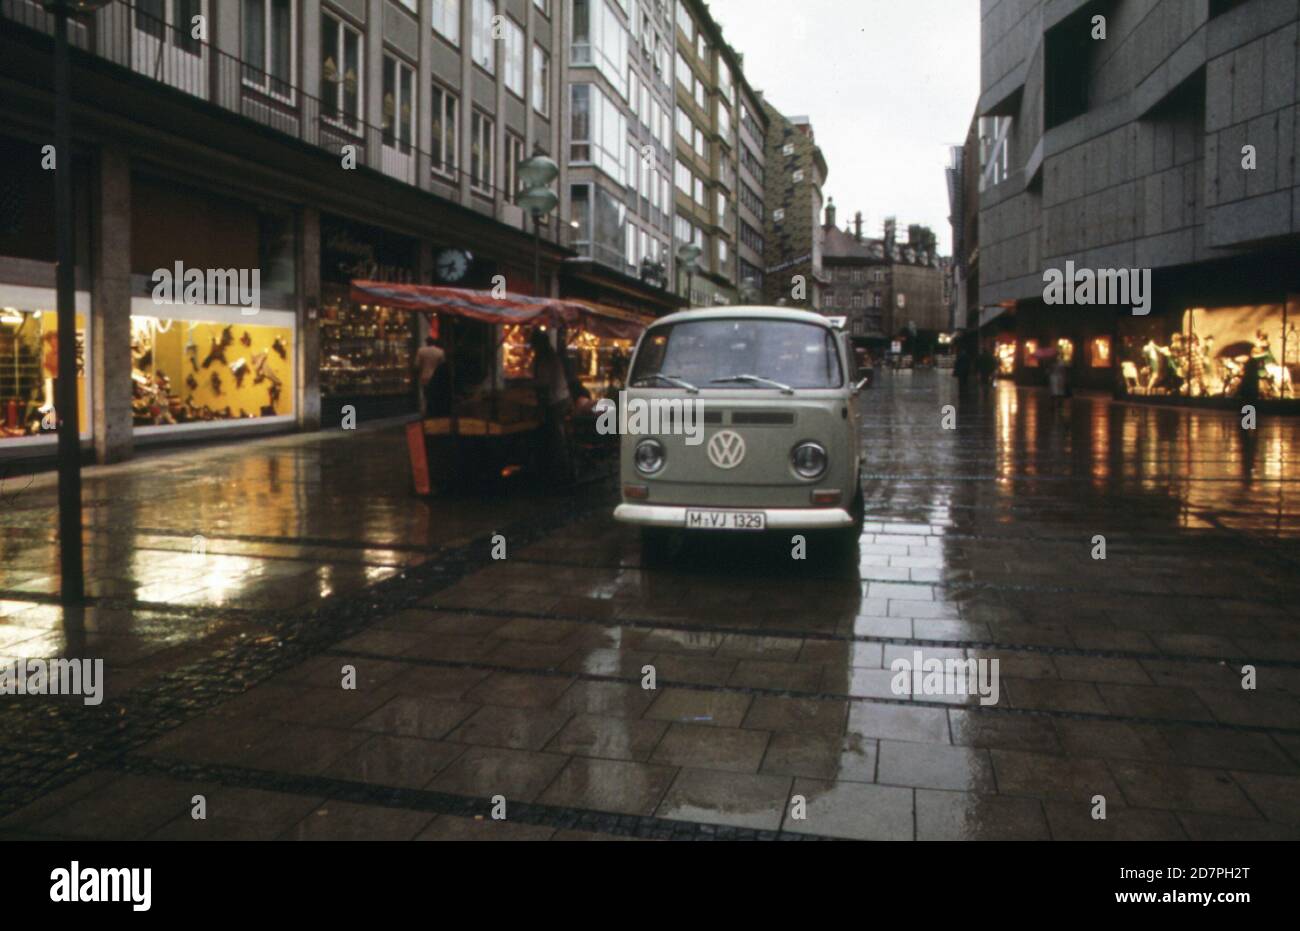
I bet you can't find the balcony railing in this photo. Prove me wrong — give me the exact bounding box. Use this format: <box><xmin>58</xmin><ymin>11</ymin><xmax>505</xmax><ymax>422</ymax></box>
<box><xmin>1</xmin><ymin>0</ymin><xmax>565</xmax><ymax>247</ymax></box>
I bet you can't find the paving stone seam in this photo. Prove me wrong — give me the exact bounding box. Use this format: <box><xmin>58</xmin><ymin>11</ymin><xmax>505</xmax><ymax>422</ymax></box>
<box><xmin>100</xmin><ymin>753</ymin><xmax>840</xmax><ymax>841</ymax></box>
<box><xmin>417</xmin><ymin>603</ymin><xmax>1300</xmax><ymax>669</ymax></box>
<box><xmin>321</xmin><ymin>647</ymin><xmax>1300</xmax><ymax>736</ymax></box>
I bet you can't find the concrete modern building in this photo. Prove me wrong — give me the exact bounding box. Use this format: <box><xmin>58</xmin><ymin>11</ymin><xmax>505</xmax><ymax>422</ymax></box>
<box><xmin>0</xmin><ymin>0</ymin><xmax>577</xmax><ymax>464</ymax></box>
<box><xmin>761</xmin><ymin>102</ymin><xmax>828</xmax><ymax>311</ymax></box>
<box><xmin>978</xmin><ymin>0</ymin><xmax>1300</xmax><ymax>397</ymax></box>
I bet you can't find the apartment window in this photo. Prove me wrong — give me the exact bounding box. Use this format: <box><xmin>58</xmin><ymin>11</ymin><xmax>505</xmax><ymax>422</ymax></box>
<box><xmin>716</xmin><ymin>191</ymin><xmax>726</xmax><ymax>226</ymax></box>
<box><xmin>431</xmin><ymin>84</ymin><xmax>458</xmax><ymax>177</ymax></box>
<box><xmin>505</xmin><ymin>133</ymin><xmax>525</xmax><ymax>201</ymax></box>
<box><xmin>431</xmin><ymin>0</ymin><xmax>460</xmax><ymax>45</ymax></box>
<box><xmin>626</xmin><ymin>142</ymin><xmax>639</xmax><ymax>192</ymax></box>
<box><xmin>675</xmin><ymin>3</ymin><xmax>692</xmax><ymax>36</ymax></box>
<box><xmin>773</xmin><ymin>208</ymin><xmax>785</xmax><ymax>223</ymax></box>
<box><xmin>471</xmin><ymin>110</ymin><xmax>495</xmax><ymax>192</ymax></box>
<box><xmin>978</xmin><ymin>116</ymin><xmax>1011</xmax><ymax>191</ymax></box>
<box><xmin>852</xmin><ymin>269</ymin><xmax>865</xmax><ymax>283</ymax></box>
<box><xmin>718</xmin><ymin>60</ymin><xmax>733</xmax><ymax>103</ymax></box>
<box><xmin>693</xmin><ymin>78</ymin><xmax>705</xmax><ymax>110</ymax></box>
<box><xmin>673</xmin><ymin>214</ymin><xmax>687</xmax><ymax>244</ymax></box>
<box><xmin>136</xmin><ymin>0</ymin><xmax>203</xmax><ymax>55</ymax></box>
<box><xmin>242</xmin><ymin>0</ymin><xmax>294</xmax><ymax>99</ymax></box>
<box><xmin>320</xmin><ymin>12</ymin><xmax>361</xmax><ymax>129</ymax></box>
<box><xmin>693</xmin><ymin>127</ymin><xmax>707</xmax><ymax>160</ymax></box>
<box><xmin>472</xmin><ymin>0</ymin><xmax>496</xmax><ymax>73</ymax></box>
<box><xmin>503</xmin><ymin>17</ymin><xmax>525</xmax><ymax>96</ymax></box>
<box><xmin>693</xmin><ymin>176</ymin><xmax>704</xmax><ymax>207</ymax></box>
<box><xmin>381</xmin><ymin>56</ymin><xmax>415</xmax><ymax>154</ymax></box>
<box><xmin>629</xmin><ymin>69</ymin><xmax>640</xmax><ymax>121</ymax></box>
<box><xmin>572</xmin><ymin>0</ymin><xmax>628</xmax><ymax>98</ymax></box>
<box><xmin>532</xmin><ymin>44</ymin><xmax>550</xmax><ymax>116</ymax></box>
<box><xmin>676</xmin><ymin>50</ymin><xmax>690</xmax><ymax>89</ymax></box>
<box><xmin>740</xmin><ymin>182</ymin><xmax>763</xmax><ymax>219</ymax></box>
<box><xmin>625</xmin><ymin>224</ymin><xmax>636</xmax><ymax>269</ymax></box>
<box><xmin>675</xmin><ymin>158</ymin><xmax>690</xmax><ymax>195</ymax></box>
<box><xmin>717</xmin><ymin>237</ymin><xmax>727</xmax><ymax>268</ymax></box>
<box><xmin>792</xmin><ymin>168</ymin><xmax>804</xmax><ymax>183</ymax></box>
<box><xmin>717</xmin><ymin>104</ymin><xmax>731</xmax><ymax>143</ymax></box>
<box><xmin>740</xmin><ymin>220</ymin><xmax>763</xmax><ymax>253</ymax></box>
<box><xmin>570</xmin><ymin>84</ymin><xmax>626</xmax><ymax>183</ymax></box>
<box><xmin>696</xmin><ymin>33</ymin><xmax>706</xmax><ymax>60</ymax></box>
<box><xmin>676</xmin><ymin>109</ymin><xmax>692</xmax><ymax>141</ymax></box>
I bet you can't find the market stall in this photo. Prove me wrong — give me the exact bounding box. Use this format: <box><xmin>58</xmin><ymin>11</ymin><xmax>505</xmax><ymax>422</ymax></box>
<box><xmin>348</xmin><ymin>282</ymin><xmax>651</xmax><ymax>493</ymax></box>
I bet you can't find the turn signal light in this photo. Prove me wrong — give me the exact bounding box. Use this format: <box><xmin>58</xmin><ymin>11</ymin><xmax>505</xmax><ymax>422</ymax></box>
<box><xmin>623</xmin><ymin>484</ymin><xmax>650</xmax><ymax>500</ymax></box>
<box><xmin>811</xmin><ymin>489</ymin><xmax>841</xmax><ymax>507</ymax></box>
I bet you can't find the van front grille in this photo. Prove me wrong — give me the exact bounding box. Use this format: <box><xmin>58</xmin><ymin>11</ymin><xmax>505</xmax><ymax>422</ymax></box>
<box><xmin>730</xmin><ymin>411</ymin><xmax>796</xmax><ymax>425</ymax></box>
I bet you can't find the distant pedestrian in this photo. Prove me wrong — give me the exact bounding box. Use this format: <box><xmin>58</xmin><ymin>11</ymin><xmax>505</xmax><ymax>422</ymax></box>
<box><xmin>415</xmin><ymin>336</ymin><xmax>449</xmax><ymax>417</ymax></box>
<box><xmin>1049</xmin><ymin>356</ymin><xmax>1070</xmax><ymax>410</ymax></box>
<box><xmin>976</xmin><ymin>347</ymin><xmax>996</xmax><ymax>393</ymax></box>
<box><xmin>953</xmin><ymin>348</ymin><xmax>972</xmax><ymax>394</ymax></box>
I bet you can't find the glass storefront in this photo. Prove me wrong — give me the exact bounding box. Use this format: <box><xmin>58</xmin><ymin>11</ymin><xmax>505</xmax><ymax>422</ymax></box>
<box><xmin>129</xmin><ymin>301</ymin><xmax>295</xmax><ymax>431</ymax></box>
<box><xmin>1119</xmin><ymin>302</ymin><xmax>1295</xmax><ymax>400</ymax></box>
<box><xmin>320</xmin><ymin>284</ymin><xmax>417</xmax><ymax>399</ymax></box>
<box><xmin>0</xmin><ymin>287</ymin><xmax>91</xmax><ymax>447</ymax></box>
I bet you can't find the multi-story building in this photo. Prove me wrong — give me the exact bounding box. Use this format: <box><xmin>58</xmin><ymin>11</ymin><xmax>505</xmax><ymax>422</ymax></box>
<box><xmin>558</xmin><ymin>0</ymin><xmax>681</xmax><ymax>316</ymax></box>
<box><xmin>978</xmin><ymin>0</ymin><xmax>1300</xmax><ymax>397</ymax></box>
<box><xmin>821</xmin><ymin>208</ymin><xmax>950</xmax><ymax>349</ymax></box>
<box><xmin>761</xmin><ymin>102</ymin><xmax>828</xmax><ymax>311</ymax></box>
<box><xmin>0</xmin><ymin>0</ymin><xmax>576</xmax><ymax>462</ymax></box>
<box><xmin>671</xmin><ymin>0</ymin><xmax>758</xmax><ymax>307</ymax></box>
<box><xmin>736</xmin><ymin>78</ymin><xmax>769</xmax><ymax>303</ymax></box>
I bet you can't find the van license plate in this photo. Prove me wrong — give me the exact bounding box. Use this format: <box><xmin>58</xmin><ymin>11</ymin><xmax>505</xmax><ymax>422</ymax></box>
<box><xmin>685</xmin><ymin>510</ymin><xmax>766</xmax><ymax>531</ymax></box>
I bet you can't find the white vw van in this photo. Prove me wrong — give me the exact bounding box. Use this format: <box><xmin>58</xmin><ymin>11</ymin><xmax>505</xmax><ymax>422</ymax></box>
<box><xmin>613</xmin><ymin>307</ymin><xmax>866</xmax><ymax>555</ymax></box>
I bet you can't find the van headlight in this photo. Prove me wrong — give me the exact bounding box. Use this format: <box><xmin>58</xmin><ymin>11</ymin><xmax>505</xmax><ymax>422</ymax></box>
<box><xmin>791</xmin><ymin>442</ymin><xmax>828</xmax><ymax>479</ymax></box>
<box><xmin>634</xmin><ymin>438</ymin><xmax>666</xmax><ymax>475</ymax></box>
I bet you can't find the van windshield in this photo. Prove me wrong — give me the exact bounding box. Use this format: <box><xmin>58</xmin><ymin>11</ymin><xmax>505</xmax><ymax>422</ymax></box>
<box><xmin>630</xmin><ymin>319</ymin><xmax>844</xmax><ymax>390</ymax></box>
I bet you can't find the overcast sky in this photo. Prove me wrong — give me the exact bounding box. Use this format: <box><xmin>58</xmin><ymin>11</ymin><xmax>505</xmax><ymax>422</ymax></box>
<box><xmin>706</xmin><ymin>0</ymin><xmax>980</xmax><ymax>255</ymax></box>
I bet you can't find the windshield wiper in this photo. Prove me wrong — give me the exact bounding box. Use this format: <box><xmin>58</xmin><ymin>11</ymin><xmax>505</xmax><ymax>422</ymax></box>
<box><xmin>709</xmin><ymin>374</ymin><xmax>795</xmax><ymax>394</ymax></box>
<box><xmin>633</xmin><ymin>373</ymin><xmax>699</xmax><ymax>393</ymax></box>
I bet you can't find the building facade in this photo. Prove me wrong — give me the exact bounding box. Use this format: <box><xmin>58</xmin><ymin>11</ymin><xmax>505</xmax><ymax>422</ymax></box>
<box><xmin>761</xmin><ymin>102</ymin><xmax>828</xmax><ymax>311</ymax></box>
<box><xmin>0</xmin><ymin>0</ymin><xmax>580</xmax><ymax>463</ymax></box>
<box><xmin>978</xmin><ymin>0</ymin><xmax>1300</xmax><ymax>397</ymax></box>
<box><xmin>558</xmin><ymin>0</ymin><xmax>683</xmax><ymax>315</ymax></box>
<box><xmin>820</xmin><ymin>204</ymin><xmax>949</xmax><ymax>353</ymax></box>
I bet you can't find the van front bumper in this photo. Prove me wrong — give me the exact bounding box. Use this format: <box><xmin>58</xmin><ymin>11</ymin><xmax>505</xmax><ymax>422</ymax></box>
<box><xmin>614</xmin><ymin>503</ymin><xmax>854</xmax><ymax>529</ymax></box>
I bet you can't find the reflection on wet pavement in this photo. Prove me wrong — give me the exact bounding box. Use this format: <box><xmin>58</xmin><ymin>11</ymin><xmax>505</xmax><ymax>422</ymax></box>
<box><xmin>2</xmin><ymin>373</ymin><xmax>1299</xmax><ymax>839</ymax></box>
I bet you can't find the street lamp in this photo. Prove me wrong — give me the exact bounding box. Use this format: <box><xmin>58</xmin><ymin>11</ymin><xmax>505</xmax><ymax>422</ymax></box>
<box><xmin>676</xmin><ymin>243</ymin><xmax>702</xmax><ymax>308</ymax></box>
<box><xmin>41</xmin><ymin>0</ymin><xmax>113</xmax><ymax>605</ymax></box>
<box><xmin>516</xmin><ymin>150</ymin><xmax>559</xmax><ymax>297</ymax></box>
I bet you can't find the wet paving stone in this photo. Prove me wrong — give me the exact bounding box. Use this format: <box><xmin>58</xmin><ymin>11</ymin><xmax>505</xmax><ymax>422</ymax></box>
<box><xmin>4</xmin><ymin>376</ymin><xmax>1300</xmax><ymax>839</ymax></box>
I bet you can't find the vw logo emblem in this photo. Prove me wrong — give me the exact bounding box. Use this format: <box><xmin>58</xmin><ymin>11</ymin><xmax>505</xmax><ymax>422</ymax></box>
<box><xmin>707</xmin><ymin>430</ymin><xmax>746</xmax><ymax>469</ymax></box>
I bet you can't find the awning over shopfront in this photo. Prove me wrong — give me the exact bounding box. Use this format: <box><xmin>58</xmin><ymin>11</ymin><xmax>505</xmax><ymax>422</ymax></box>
<box><xmin>349</xmin><ymin>282</ymin><xmax>650</xmax><ymax>341</ymax></box>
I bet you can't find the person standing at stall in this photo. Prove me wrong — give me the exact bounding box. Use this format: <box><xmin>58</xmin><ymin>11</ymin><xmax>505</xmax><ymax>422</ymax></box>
<box><xmin>531</xmin><ymin>328</ymin><xmax>574</xmax><ymax>483</ymax></box>
<box><xmin>415</xmin><ymin>335</ymin><xmax>449</xmax><ymax>417</ymax></box>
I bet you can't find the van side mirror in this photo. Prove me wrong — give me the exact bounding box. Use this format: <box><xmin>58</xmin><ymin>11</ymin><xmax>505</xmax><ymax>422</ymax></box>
<box><xmin>853</xmin><ymin>378</ymin><xmax>869</xmax><ymax>392</ymax></box>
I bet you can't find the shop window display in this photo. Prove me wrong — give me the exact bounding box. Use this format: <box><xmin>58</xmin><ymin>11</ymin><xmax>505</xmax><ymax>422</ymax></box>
<box><xmin>1089</xmin><ymin>336</ymin><xmax>1112</xmax><ymax>368</ymax></box>
<box><xmin>0</xmin><ymin>304</ymin><xmax>89</xmax><ymax>443</ymax></box>
<box><xmin>129</xmin><ymin>313</ymin><xmax>293</xmax><ymax>426</ymax></box>
<box><xmin>995</xmin><ymin>339</ymin><xmax>1016</xmax><ymax>375</ymax></box>
<box><xmin>1119</xmin><ymin>303</ymin><xmax>1294</xmax><ymax>400</ymax></box>
<box><xmin>320</xmin><ymin>286</ymin><xmax>416</xmax><ymax>398</ymax></box>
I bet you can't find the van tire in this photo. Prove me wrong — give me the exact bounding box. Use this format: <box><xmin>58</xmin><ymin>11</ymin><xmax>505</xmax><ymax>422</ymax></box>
<box><xmin>833</xmin><ymin>481</ymin><xmax>866</xmax><ymax>555</ymax></box>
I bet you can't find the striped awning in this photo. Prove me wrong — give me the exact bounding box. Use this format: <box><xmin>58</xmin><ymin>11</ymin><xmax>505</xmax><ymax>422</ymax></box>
<box><xmin>349</xmin><ymin>281</ymin><xmax>648</xmax><ymax>340</ymax></box>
